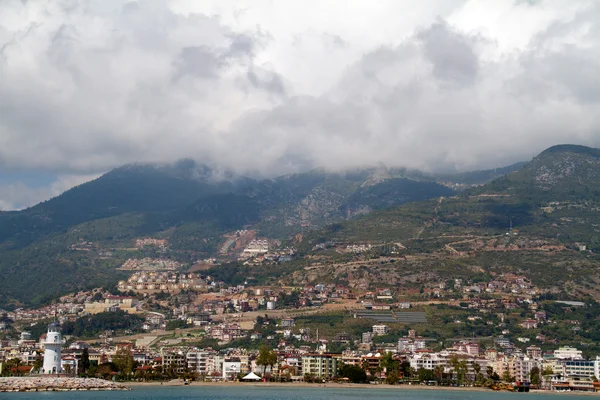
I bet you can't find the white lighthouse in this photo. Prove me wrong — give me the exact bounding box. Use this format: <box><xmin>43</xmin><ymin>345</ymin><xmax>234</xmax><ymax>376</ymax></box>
<box><xmin>42</xmin><ymin>322</ymin><xmax>64</xmax><ymax>374</ymax></box>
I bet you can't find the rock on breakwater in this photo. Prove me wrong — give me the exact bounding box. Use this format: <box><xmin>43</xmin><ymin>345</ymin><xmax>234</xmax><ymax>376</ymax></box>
<box><xmin>0</xmin><ymin>377</ymin><xmax>129</xmax><ymax>392</ymax></box>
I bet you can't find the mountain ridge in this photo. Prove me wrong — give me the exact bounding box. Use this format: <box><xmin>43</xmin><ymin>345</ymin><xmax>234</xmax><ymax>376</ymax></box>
<box><xmin>2</xmin><ymin>145</ymin><xmax>598</xmax><ymax>306</ymax></box>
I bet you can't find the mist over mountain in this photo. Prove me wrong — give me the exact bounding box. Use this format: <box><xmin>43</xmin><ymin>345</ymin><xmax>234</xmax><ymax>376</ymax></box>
<box><xmin>2</xmin><ymin>1</ymin><xmax>600</xmax><ymax>310</ymax></box>
<box><xmin>2</xmin><ymin>1</ymin><xmax>600</xmax><ymax>210</ymax></box>
<box><xmin>0</xmin><ymin>144</ymin><xmax>598</xmax><ymax>307</ymax></box>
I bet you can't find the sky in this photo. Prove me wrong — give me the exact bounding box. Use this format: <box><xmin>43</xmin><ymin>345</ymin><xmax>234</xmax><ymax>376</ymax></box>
<box><xmin>1</xmin><ymin>0</ymin><xmax>600</xmax><ymax>210</ymax></box>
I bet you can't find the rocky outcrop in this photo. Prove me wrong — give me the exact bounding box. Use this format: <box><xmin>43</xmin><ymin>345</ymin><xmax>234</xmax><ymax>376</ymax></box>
<box><xmin>0</xmin><ymin>377</ymin><xmax>129</xmax><ymax>392</ymax></box>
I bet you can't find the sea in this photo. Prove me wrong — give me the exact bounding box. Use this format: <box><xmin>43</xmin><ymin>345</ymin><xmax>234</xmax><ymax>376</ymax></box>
<box><xmin>0</xmin><ymin>386</ymin><xmax>593</xmax><ymax>400</ymax></box>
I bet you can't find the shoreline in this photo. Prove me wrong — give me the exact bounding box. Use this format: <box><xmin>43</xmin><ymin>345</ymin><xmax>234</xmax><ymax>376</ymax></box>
<box><xmin>124</xmin><ymin>380</ymin><xmax>600</xmax><ymax>395</ymax></box>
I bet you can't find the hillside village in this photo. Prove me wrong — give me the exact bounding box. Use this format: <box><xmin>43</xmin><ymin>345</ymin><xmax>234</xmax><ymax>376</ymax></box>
<box><xmin>1</xmin><ymin>232</ymin><xmax>600</xmax><ymax>391</ymax></box>
<box><xmin>1</xmin><ymin>147</ymin><xmax>600</xmax><ymax>392</ymax></box>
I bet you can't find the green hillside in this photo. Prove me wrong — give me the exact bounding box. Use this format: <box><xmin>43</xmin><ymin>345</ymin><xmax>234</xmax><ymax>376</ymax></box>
<box><xmin>4</xmin><ymin>145</ymin><xmax>600</xmax><ymax>307</ymax></box>
<box><xmin>0</xmin><ymin>163</ymin><xmax>455</xmax><ymax>307</ymax></box>
<box><xmin>307</xmin><ymin>145</ymin><xmax>600</xmax><ymax>247</ymax></box>
<box><xmin>293</xmin><ymin>145</ymin><xmax>600</xmax><ymax>300</ymax></box>
<box><xmin>0</xmin><ymin>161</ymin><xmax>246</xmax><ymax>250</ymax></box>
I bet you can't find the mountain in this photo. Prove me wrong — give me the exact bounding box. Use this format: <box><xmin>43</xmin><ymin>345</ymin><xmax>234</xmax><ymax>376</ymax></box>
<box><xmin>10</xmin><ymin>145</ymin><xmax>600</xmax><ymax>307</ymax></box>
<box><xmin>0</xmin><ymin>160</ymin><xmax>250</xmax><ymax>250</ymax></box>
<box><xmin>482</xmin><ymin>144</ymin><xmax>600</xmax><ymax>200</ymax></box>
<box><xmin>295</xmin><ymin>145</ymin><xmax>600</xmax><ymax>299</ymax></box>
<box><xmin>0</xmin><ymin>162</ymin><xmax>458</xmax><ymax>306</ymax></box>
<box><xmin>433</xmin><ymin>161</ymin><xmax>526</xmax><ymax>187</ymax></box>
<box><xmin>307</xmin><ymin>145</ymin><xmax>600</xmax><ymax>246</ymax></box>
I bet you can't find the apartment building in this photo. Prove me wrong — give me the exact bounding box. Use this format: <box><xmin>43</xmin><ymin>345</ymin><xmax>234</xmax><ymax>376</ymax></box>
<box><xmin>302</xmin><ymin>354</ymin><xmax>338</xmax><ymax>379</ymax></box>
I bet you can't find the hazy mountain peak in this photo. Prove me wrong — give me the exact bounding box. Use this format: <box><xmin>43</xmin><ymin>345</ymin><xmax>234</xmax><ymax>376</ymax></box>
<box><xmin>538</xmin><ymin>144</ymin><xmax>600</xmax><ymax>159</ymax></box>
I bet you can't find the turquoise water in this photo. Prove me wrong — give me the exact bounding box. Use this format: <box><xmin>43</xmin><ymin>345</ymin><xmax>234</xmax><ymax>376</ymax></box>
<box><xmin>0</xmin><ymin>386</ymin><xmax>591</xmax><ymax>399</ymax></box>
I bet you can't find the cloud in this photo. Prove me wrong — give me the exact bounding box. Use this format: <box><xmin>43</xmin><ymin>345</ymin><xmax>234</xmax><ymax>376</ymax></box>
<box><xmin>417</xmin><ymin>19</ymin><xmax>481</xmax><ymax>86</ymax></box>
<box><xmin>0</xmin><ymin>0</ymin><xmax>599</xmax><ymax>197</ymax></box>
<box><xmin>221</xmin><ymin>11</ymin><xmax>600</xmax><ymax>173</ymax></box>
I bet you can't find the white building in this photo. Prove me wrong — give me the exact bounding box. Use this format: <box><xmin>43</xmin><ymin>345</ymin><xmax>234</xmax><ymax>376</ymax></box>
<box><xmin>243</xmin><ymin>240</ymin><xmax>269</xmax><ymax>256</ymax></box>
<box><xmin>562</xmin><ymin>359</ymin><xmax>597</xmax><ymax>378</ymax></box>
<box><xmin>554</xmin><ymin>347</ymin><xmax>583</xmax><ymax>360</ymax></box>
<box><xmin>223</xmin><ymin>358</ymin><xmax>242</xmax><ymax>380</ymax></box>
<box><xmin>372</xmin><ymin>325</ymin><xmax>389</xmax><ymax>336</ymax></box>
<box><xmin>42</xmin><ymin>322</ymin><xmax>64</xmax><ymax>374</ymax></box>
<box><xmin>512</xmin><ymin>355</ymin><xmax>536</xmax><ymax>382</ymax></box>
<box><xmin>398</xmin><ymin>338</ymin><xmax>426</xmax><ymax>353</ymax></box>
<box><xmin>410</xmin><ymin>353</ymin><xmax>446</xmax><ymax>371</ymax></box>
<box><xmin>187</xmin><ymin>351</ymin><xmax>211</xmax><ymax>376</ymax></box>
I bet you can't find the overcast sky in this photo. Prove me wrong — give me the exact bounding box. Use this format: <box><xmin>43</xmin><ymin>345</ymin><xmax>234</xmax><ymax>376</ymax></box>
<box><xmin>1</xmin><ymin>0</ymin><xmax>600</xmax><ymax>210</ymax></box>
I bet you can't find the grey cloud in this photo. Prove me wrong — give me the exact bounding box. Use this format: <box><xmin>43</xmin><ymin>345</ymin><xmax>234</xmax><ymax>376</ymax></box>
<box><xmin>173</xmin><ymin>33</ymin><xmax>265</xmax><ymax>80</ymax></box>
<box><xmin>0</xmin><ymin>0</ymin><xmax>277</xmax><ymax>173</ymax></box>
<box><xmin>222</xmin><ymin>14</ymin><xmax>600</xmax><ymax>174</ymax></box>
<box><xmin>174</xmin><ymin>46</ymin><xmax>223</xmax><ymax>79</ymax></box>
<box><xmin>515</xmin><ymin>5</ymin><xmax>600</xmax><ymax>103</ymax></box>
<box><xmin>226</xmin><ymin>33</ymin><xmax>257</xmax><ymax>59</ymax></box>
<box><xmin>321</xmin><ymin>33</ymin><xmax>346</xmax><ymax>50</ymax></box>
<box><xmin>417</xmin><ymin>20</ymin><xmax>479</xmax><ymax>85</ymax></box>
<box><xmin>246</xmin><ymin>66</ymin><xmax>287</xmax><ymax>96</ymax></box>
<box><xmin>0</xmin><ymin>0</ymin><xmax>600</xmax><ymax>192</ymax></box>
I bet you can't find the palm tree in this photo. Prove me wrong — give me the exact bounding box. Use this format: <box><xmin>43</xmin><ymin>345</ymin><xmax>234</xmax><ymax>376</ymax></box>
<box><xmin>433</xmin><ymin>365</ymin><xmax>444</xmax><ymax>383</ymax></box>
<box><xmin>473</xmin><ymin>362</ymin><xmax>483</xmax><ymax>385</ymax></box>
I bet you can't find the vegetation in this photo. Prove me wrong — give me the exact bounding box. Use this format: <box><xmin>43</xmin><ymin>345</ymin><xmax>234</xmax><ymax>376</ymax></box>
<box><xmin>61</xmin><ymin>311</ymin><xmax>145</xmax><ymax>338</ymax></box>
<box><xmin>338</xmin><ymin>363</ymin><xmax>367</xmax><ymax>383</ymax></box>
<box><xmin>2</xmin><ymin>145</ymin><xmax>600</xmax><ymax>307</ymax></box>
<box><xmin>256</xmin><ymin>345</ymin><xmax>278</xmax><ymax>376</ymax></box>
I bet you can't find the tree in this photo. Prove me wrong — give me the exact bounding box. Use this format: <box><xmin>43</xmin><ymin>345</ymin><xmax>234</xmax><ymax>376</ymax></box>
<box><xmin>473</xmin><ymin>362</ymin><xmax>481</xmax><ymax>376</ymax></box>
<box><xmin>380</xmin><ymin>352</ymin><xmax>398</xmax><ymax>374</ymax></box>
<box><xmin>256</xmin><ymin>345</ymin><xmax>277</xmax><ymax>377</ymax></box>
<box><xmin>399</xmin><ymin>360</ymin><xmax>411</xmax><ymax>378</ymax></box>
<box><xmin>3</xmin><ymin>358</ymin><xmax>22</xmax><ymax>377</ymax></box>
<box><xmin>501</xmin><ymin>369</ymin><xmax>514</xmax><ymax>383</ymax></box>
<box><xmin>433</xmin><ymin>365</ymin><xmax>445</xmax><ymax>383</ymax></box>
<box><xmin>530</xmin><ymin>366</ymin><xmax>540</xmax><ymax>385</ymax></box>
<box><xmin>113</xmin><ymin>347</ymin><xmax>135</xmax><ymax>377</ymax></box>
<box><xmin>33</xmin><ymin>355</ymin><xmax>43</xmax><ymax>373</ymax></box>
<box><xmin>96</xmin><ymin>362</ymin><xmax>117</xmax><ymax>379</ymax></box>
<box><xmin>473</xmin><ymin>362</ymin><xmax>484</xmax><ymax>385</ymax></box>
<box><xmin>339</xmin><ymin>363</ymin><xmax>367</xmax><ymax>383</ymax></box>
<box><xmin>448</xmin><ymin>356</ymin><xmax>468</xmax><ymax>384</ymax></box>
<box><xmin>417</xmin><ymin>368</ymin><xmax>435</xmax><ymax>382</ymax></box>
<box><xmin>78</xmin><ymin>348</ymin><xmax>90</xmax><ymax>375</ymax></box>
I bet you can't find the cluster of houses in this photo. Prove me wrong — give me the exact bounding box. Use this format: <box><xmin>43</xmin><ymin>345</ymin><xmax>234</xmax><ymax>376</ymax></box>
<box><xmin>453</xmin><ymin>274</ymin><xmax>534</xmax><ymax>296</ymax></box>
<box><xmin>83</xmin><ymin>296</ymin><xmax>140</xmax><ymax>315</ymax></box>
<box><xmin>118</xmin><ymin>258</ymin><xmax>180</xmax><ymax>271</ymax></box>
<box><xmin>1</xmin><ymin>320</ymin><xmax>599</xmax><ymax>392</ymax></box>
<box><xmin>344</xmin><ymin>244</ymin><xmax>372</xmax><ymax>254</ymax></box>
<box><xmin>117</xmin><ymin>272</ymin><xmax>209</xmax><ymax>293</ymax></box>
<box><xmin>135</xmin><ymin>238</ymin><xmax>168</xmax><ymax>251</ymax></box>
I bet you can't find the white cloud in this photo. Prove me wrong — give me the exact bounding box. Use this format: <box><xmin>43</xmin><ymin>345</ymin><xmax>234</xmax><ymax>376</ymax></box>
<box><xmin>0</xmin><ymin>0</ymin><xmax>599</xmax><ymax>199</ymax></box>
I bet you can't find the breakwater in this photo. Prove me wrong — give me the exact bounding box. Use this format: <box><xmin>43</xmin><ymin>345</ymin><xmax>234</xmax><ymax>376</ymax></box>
<box><xmin>0</xmin><ymin>377</ymin><xmax>129</xmax><ymax>392</ymax></box>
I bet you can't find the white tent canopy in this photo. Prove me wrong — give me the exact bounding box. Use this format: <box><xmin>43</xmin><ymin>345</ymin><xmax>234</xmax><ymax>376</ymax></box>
<box><xmin>241</xmin><ymin>372</ymin><xmax>262</xmax><ymax>381</ymax></box>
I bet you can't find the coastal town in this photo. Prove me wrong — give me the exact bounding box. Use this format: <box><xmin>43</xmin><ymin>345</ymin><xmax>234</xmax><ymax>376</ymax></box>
<box><xmin>1</xmin><ymin>236</ymin><xmax>599</xmax><ymax>393</ymax></box>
